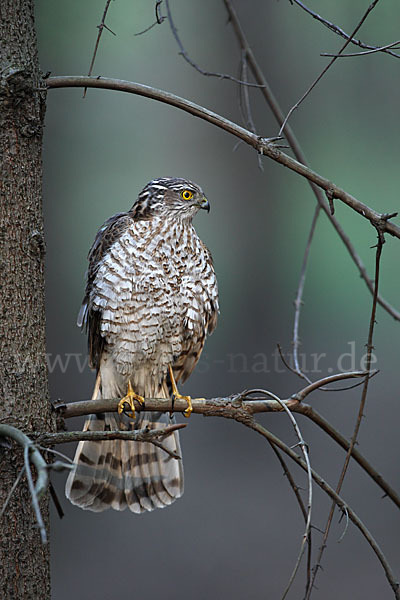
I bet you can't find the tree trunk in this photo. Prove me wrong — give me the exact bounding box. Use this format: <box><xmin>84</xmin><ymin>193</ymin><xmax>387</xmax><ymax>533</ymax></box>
<box><xmin>0</xmin><ymin>1</ymin><xmax>54</xmax><ymax>598</ymax></box>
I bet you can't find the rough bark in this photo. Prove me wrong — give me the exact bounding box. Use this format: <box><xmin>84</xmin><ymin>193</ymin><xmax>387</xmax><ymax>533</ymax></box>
<box><xmin>0</xmin><ymin>1</ymin><xmax>54</xmax><ymax>598</ymax></box>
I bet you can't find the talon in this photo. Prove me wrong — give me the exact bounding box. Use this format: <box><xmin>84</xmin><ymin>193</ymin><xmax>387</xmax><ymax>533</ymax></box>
<box><xmin>117</xmin><ymin>381</ymin><xmax>144</xmax><ymax>420</ymax></box>
<box><xmin>183</xmin><ymin>396</ymin><xmax>192</xmax><ymax>418</ymax></box>
<box><xmin>169</xmin><ymin>365</ymin><xmax>193</xmax><ymax>418</ymax></box>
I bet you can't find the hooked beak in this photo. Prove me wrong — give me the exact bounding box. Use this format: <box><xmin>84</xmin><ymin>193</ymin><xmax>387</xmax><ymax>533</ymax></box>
<box><xmin>199</xmin><ymin>196</ymin><xmax>210</xmax><ymax>213</ymax></box>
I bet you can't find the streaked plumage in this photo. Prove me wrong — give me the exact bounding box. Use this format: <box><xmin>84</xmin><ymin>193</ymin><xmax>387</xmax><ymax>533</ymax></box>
<box><xmin>66</xmin><ymin>177</ymin><xmax>219</xmax><ymax>512</ymax></box>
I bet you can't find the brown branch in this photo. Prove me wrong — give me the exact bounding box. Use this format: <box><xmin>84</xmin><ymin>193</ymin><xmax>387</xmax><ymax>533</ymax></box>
<box><xmin>294</xmin><ymin>403</ymin><xmax>400</xmax><ymax>510</ymax></box>
<box><xmin>57</xmin><ymin>370</ymin><xmax>369</xmax><ymax>419</ymax></box>
<box><xmin>263</xmin><ymin>391</ymin><xmax>312</xmax><ymax>599</ymax></box>
<box><xmin>279</xmin><ymin>0</ymin><xmax>382</xmax><ymax>136</ymax></box>
<box><xmin>247</xmin><ymin>419</ymin><xmax>400</xmax><ymax>600</ymax></box>
<box><xmin>46</xmin><ymin>76</ymin><xmax>400</xmax><ymax>243</ymax></box>
<box><xmin>307</xmin><ymin>229</ymin><xmax>385</xmax><ymax>598</ymax></box>
<box><xmin>222</xmin><ymin>0</ymin><xmax>400</xmax><ymax>321</ymax></box>
<box><xmin>36</xmin><ymin>423</ymin><xmax>186</xmax><ymax>460</ymax></box>
<box><xmin>84</xmin><ymin>0</ymin><xmax>115</xmax><ymax>96</ymax></box>
<box><xmin>291</xmin><ymin>0</ymin><xmax>400</xmax><ymax>59</ymax></box>
<box><xmin>269</xmin><ymin>443</ymin><xmax>312</xmax><ymax>593</ymax></box>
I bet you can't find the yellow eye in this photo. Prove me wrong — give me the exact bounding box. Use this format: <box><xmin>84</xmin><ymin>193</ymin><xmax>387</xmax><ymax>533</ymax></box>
<box><xmin>181</xmin><ymin>189</ymin><xmax>194</xmax><ymax>201</ymax></box>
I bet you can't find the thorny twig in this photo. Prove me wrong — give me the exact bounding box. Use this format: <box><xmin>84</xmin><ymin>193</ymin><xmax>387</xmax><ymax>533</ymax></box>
<box><xmin>164</xmin><ymin>0</ymin><xmax>263</xmax><ymax>88</ymax></box>
<box><xmin>248</xmin><ymin>419</ymin><xmax>400</xmax><ymax>600</ymax></box>
<box><xmin>322</xmin><ymin>39</ymin><xmax>400</xmax><ymax>58</ymax></box>
<box><xmin>291</xmin><ymin>0</ymin><xmax>400</xmax><ymax>59</ymax></box>
<box><xmin>268</xmin><ymin>444</ymin><xmax>312</xmax><ymax>592</ymax></box>
<box><xmin>83</xmin><ymin>0</ymin><xmax>115</xmax><ymax>98</ymax></box>
<box><xmin>306</xmin><ymin>227</ymin><xmax>385</xmax><ymax>598</ymax></box>
<box><xmin>292</xmin><ymin>205</ymin><xmax>320</xmax><ymax>383</ymax></box>
<box><xmin>279</xmin><ymin>0</ymin><xmax>382</xmax><ymax>136</ymax></box>
<box><xmin>134</xmin><ymin>0</ymin><xmax>166</xmax><ymax>36</ymax></box>
<box><xmin>222</xmin><ymin>0</ymin><xmax>400</xmax><ymax>321</ymax></box>
<box><xmin>245</xmin><ymin>389</ymin><xmax>313</xmax><ymax>600</ymax></box>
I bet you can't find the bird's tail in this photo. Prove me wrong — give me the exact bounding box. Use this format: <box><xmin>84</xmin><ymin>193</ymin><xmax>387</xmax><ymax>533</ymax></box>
<box><xmin>65</xmin><ymin>381</ymin><xmax>184</xmax><ymax>513</ymax></box>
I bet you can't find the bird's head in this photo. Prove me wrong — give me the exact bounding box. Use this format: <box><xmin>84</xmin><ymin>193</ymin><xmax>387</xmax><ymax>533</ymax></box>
<box><xmin>131</xmin><ymin>177</ymin><xmax>210</xmax><ymax>221</ymax></box>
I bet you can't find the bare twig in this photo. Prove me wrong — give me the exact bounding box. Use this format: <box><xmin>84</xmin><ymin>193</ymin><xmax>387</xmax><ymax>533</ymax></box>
<box><xmin>0</xmin><ymin>425</ymin><xmax>48</xmax><ymax>499</ymax></box>
<box><xmin>292</xmin><ymin>0</ymin><xmax>400</xmax><ymax>59</ymax></box>
<box><xmin>252</xmin><ymin>389</ymin><xmax>312</xmax><ymax>599</ymax></box>
<box><xmin>134</xmin><ymin>0</ymin><xmax>166</xmax><ymax>36</ymax></box>
<box><xmin>247</xmin><ymin>419</ymin><xmax>400</xmax><ymax>600</ymax></box>
<box><xmin>164</xmin><ymin>0</ymin><xmax>263</xmax><ymax>88</ymax></box>
<box><xmin>222</xmin><ymin>0</ymin><xmax>400</xmax><ymax>321</ymax></box>
<box><xmin>307</xmin><ymin>229</ymin><xmax>385</xmax><ymax>598</ymax></box>
<box><xmin>46</xmin><ymin>76</ymin><xmax>400</xmax><ymax>243</ymax></box>
<box><xmin>36</xmin><ymin>423</ymin><xmax>186</xmax><ymax>460</ymax></box>
<box><xmin>292</xmin><ymin>205</ymin><xmax>320</xmax><ymax>382</ymax></box>
<box><xmin>279</xmin><ymin>0</ymin><xmax>382</xmax><ymax>136</ymax></box>
<box><xmin>24</xmin><ymin>445</ymin><xmax>47</xmax><ymax>544</ymax></box>
<box><xmin>322</xmin><ymin>39</ymin><xmax>400</xmax><ymax>58</ymax></box>
<box><xmin>268</xmin><ymin>444</ymin><xmax>312</xmax><ymax>591</ymax></box>
<box><xmin>84</xmin><ymin>0</ymin><xmax>115</xmax><ymax>97</ymax></box>
<box><xmin>295</xmin><ymin>403</ymin><xmax>400</xmax><ymax>510</ymax></box>
<box><xmin>239</xmin><ymin>51</ymin><xmax>263</xmax><ymax>170</ymax></box>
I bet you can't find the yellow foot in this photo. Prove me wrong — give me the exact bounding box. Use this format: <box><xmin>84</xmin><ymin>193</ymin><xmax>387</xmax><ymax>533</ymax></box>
<box><xmin>168</xmin><ymin>365</ymin><xmax>193</xmax><ymax>418</ymax></box>
<box><xmin>117</xmin><ymin>381</ymin><xmax>144</xmax><ymax>419</ymax></box>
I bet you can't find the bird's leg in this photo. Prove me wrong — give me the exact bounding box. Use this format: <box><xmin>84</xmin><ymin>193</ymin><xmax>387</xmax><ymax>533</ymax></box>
<box><xmin>168</xmin><ymin>365</ymin><xmax>192</xmax><ymax>418</ymax></box>
<box><xmin>117</xmin><ymin>381</ymin><xmax>144</xmax><ymax>420</ymax></box>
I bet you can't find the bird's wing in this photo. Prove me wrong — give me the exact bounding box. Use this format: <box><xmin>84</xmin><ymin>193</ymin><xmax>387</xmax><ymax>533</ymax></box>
<box><xmin>77</xmin><ymin>212</ymin><xmax>133</xmax><ymax>370</ymax></box>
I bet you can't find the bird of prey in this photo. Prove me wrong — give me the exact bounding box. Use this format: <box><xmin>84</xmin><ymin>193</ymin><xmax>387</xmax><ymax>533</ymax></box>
<box><xmin>66</xmin><ymin>177</ymin><xmax>219</xmax><ymax>512</ymax></box>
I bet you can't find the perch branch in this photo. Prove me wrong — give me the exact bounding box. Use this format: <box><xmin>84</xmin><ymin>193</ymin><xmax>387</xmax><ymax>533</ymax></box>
<box><xmin>57</xmin><ymin>370</ymin><xmax>369</xmax><ymax>419</ymax></box>
<box><xmin>46</xmin><ymin>76</ymin><xmax>400</xmax><ymax>241</ymax></box>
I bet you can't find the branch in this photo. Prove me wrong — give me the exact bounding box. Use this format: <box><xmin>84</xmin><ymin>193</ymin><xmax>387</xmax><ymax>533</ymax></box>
<box><xmin>56</xmin><ymin>370</ymin><xmax>369</xmax><ymax>419</ymax></box>
<box><xmin>46</xmin><ymin>76</ymin><xmax>400</xmax><ymax>241</ymax></box>
<box><xmin>35</xmin><ymin>423</ymin><xmax>186</xmax><ymax>460</ymax></box>
<box><xmin>321</xmin><ymin>39</ymin><xmax>400</xmax><ymax>58</ymax></box>
<box><xmin>223</xmin><ymin>0</ymin><xmax>400</xmax><ymax>321</ymax></box>
<box><xmin>247</xmin><ymin>419</ymin><xmax>400</xmax><ymax>600</ymax></box>
<box><xmin>307</xmin><ymin>229</ymin><xmax>385</xmax><ymax>597</ymax></box>
<box><xmin>0</xmin><ymin>424</ymin><xmax>49</xmax><ymax>544</ymax></box>
<box><xmin>279</xmin><ymin>0</ymin><xmax>382</xmax><ymax>137</ymax></box>
<box><xmin>291</xmin><ymin>0</ymin><xmax>400</xmax><ymax>59</ymax></box>
<box><xmin>164</xmin><ymin>0</ymin><xmax>263</xmax><ymax>87</ymax></box>
<box><xmin>295</xmin><ymin>403</ymin><xmax>400</xmax><ymax>511</ymax></box>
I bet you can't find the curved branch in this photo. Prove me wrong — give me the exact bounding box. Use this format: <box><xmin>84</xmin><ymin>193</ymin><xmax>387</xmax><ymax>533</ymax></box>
<box><xmin>294</xmin><ymin>403</ymin><xmax>400</xmax><ymax>510</ymax></box>
<box><xmin>246</xmin><ymin>419</ymin><xmax>400</xmax><ymax>599</ymax></box>
<box><xmin>222</xmin><ymin>0</ymin><xmax>400</xmax><ymax>321</ymax></box>
<box><xmin>46</xmin><ymin>76</ymin><xmax>400</xmax><ymax>240</ymax></box>
<box><xmin>0</xmin><ymin>424</ymin><xmax>48</xmax><ymax>499</ymax></box>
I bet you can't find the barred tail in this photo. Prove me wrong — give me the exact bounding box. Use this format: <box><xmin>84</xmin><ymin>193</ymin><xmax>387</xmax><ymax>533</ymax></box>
<box><xmin>65</xmin><ymin>385</ymin><xmax>184</xmax><ymax>513</ymax></box>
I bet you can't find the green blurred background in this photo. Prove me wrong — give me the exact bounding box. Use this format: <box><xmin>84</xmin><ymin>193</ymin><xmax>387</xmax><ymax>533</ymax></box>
<box><xmin>36</xmin><ymin>1</ymin><xmax>400</xmax><ymax>598</ymax></box>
